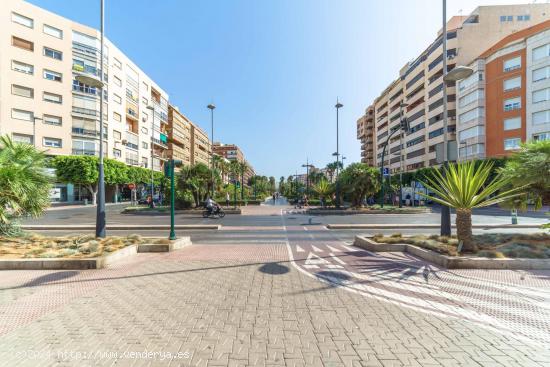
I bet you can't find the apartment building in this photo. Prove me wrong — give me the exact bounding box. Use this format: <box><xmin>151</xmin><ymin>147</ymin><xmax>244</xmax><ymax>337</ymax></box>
<box><xmin>356</xmin><ymin>105</ymin><xmax>375</xmax><ymax>166</ymax></box>
<box><xmin>191</xmin><ymin>124</ymin><xmax>211</xmax><ymax>167</ymax></box>
<box><xmin>167</xmin><ymin>105</ymin><xmax>192</xmax><ymax>167</ymax></box>
<box><xmin>456</xmin><ymin>20</ymin><xmax>550</xmax><ymax>160</ymax></box>
<box><xmin>212</xmin><ymin>143</ymin><xmax>256</xmax><ymax>183</ymax></box>
<box><xmin>1</xmin><ymin>0</ymin><xmax>171</xmax><ymax>202</ymax></box>
<box><xmin>359</xmin><ymin>4</ymin><xmax>550</xmax><ymax>173</ymax></box>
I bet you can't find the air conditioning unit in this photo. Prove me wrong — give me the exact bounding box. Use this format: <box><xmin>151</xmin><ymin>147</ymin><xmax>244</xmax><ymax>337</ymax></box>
<box><xmin>142</xmin><ymin>117</ymin><xmax>147</xmax><ymax>122</ymax></box>
<box><xmin>122</xmin><ymin>139</ymin><xmax>127</xmax><ymax>145</ymax></box>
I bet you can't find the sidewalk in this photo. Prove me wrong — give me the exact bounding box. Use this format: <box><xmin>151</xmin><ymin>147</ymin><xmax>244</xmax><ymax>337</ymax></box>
<box><xmin>46</xmin><ymin>202</ymin><xmax>129</xmax><ymax>211</ymax></box>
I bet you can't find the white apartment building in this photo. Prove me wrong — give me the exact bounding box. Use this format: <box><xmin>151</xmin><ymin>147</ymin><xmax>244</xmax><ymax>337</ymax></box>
<box><xmin>527</xmin><ymin>29</ymin><xmax>550</xmax><ymax>142</ymax></box>
<box><xmin>367</xmin><ymin>4</ymin><xmax>550</xmax><ymax>173</ymax></box>
<box><xmin>1</xmin><ymin>0</ymin><xmax>170</xmax><ymax>202</ymax></box>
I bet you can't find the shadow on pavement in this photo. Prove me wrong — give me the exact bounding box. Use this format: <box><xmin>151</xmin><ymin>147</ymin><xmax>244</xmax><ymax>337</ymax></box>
<box><xmin>258</xmin><ymin>262</ymin><xmax>289</xmax><ymax>275</ymax></box>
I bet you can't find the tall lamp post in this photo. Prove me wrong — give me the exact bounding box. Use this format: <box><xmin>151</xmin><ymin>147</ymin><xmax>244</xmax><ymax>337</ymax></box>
<box><xmin>207</xmin><ymin>103</ymin><xmax>216</xmax><ymax>197</ymax></box>
<box><xmin>398</xmin><ymin>102</ymin><xmax>409</xmax><ymax>208</ymax></box>
<box><xmin>335</xmin><ymin>100</ymin><xmax>343</xmax><ymax>208</ymax></box>
<box><xmin>302</xmin><ymin>160</ymin><xmax>313</xmax><ymax>199</ymax></box>
<box><xmin>146</xmin><ymin>105</ymin><xmax>156</xmax><ymax>208</ymax></box>
<box><xmin>75</xmin><ymin>0</ymin><xmax>106</xmax><ymax>237</ymax></box>
<box><xmin>341</xmin><ymin>156</ymin><xmax>346</xmax><ymax>169</ymax></box>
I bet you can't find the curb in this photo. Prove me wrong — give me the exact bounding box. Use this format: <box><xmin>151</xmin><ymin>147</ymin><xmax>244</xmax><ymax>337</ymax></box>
<box><xmin>307</xmin><ymin>209</ymin><xmax>431</xmax><ymax>215</ymax></box>
<box><xmin>327</xmin><ymin>223</ymin><xmax>543</xmax><ymax>229</ymax></box>
<box><xmin>0</xmin><ymin>237</ymin><xmax>192</xmax><ymax>270</ymax></box>
<box><xmin>21</xmin><ymin>224</ymin><xmax>221</xmax><ymax>231</ymax></box>
<box><xmin>353</xmin><ymin>235</ymin><xmax>550</xmax><ymax>270</ymax></box>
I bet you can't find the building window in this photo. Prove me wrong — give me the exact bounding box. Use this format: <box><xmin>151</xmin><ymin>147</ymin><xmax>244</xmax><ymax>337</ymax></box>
<box><xmin>12</xmin><ymin>12</ymin><xmax>33</xmax><ymax>28</ymax></box>
<box><xmin>11</xmin><ymin>84</ymin><xmax>33</xmax><ymax>98</ymax></box>
<box><xmin>43</xmin><ymin>24</ymin><xmax>63</xmax><ymax>39</ymax></box>
<box><xmin>459</xmin><ymin>126</ymin><xmax>484</xmax><ymax>141</ymax></box>
<box><xmin>503</xmin><ymin>56</ymin><xmax>521</xmax><ymax>72</ymax></box>
<box><xmin>12</xmin><ymin>36</ymin><xmax>33</xmax><ymax>51</ymax></box>
<box><xmin>459</xmin><ymin>107</ymin><xmax>484</xmax><ymax>124</ymax></box>
<box><xmin>533</xmin><ymin>110</ymin><xmax>550</xmax><ymax>126</ymax></box>
<box><xmin>43</xmin><ymin>47</ymin><xmax>62</xmax><ymax>60</ymax></box>
<box><xmin>533</xmin><ymin>44</ymin><xmax>550</xmax><ymax>62</ymax></box>
<box><xmin>72</xmin><ymin>79</ymin><xmax>97</xmax><ymax>95</ymax></box>
<box><xmin>113</xmin><ymin>94</ymin><xmax>122</xmax><ymax>104</ymax></box>
<box><xmin>44</xmin><ymin>115</ymin><xmax>62</xmax><ymax>126</ymax></box>
<box><xmin>43</xmin><ymin>92</ymin><xmax>62</xmax><ymax>104</ymax></box>
<box><xmin>504</xmin><ymin>138</ymin><xmax>521</xmax><ymax>151</ymax></box>
<box><xmin>533</xmin><ymin>88</ymin><xmax>550</xmax><ymax>104</ymax></box>
<box><xmin>12</xmin><ymin>133</ymin><xmax>34</xmax><ymax>145</ymax></box>
<box><xmin>72</xmin><ymin>140</ymin><xmax>97</xmax><ymax>156</ymax></box>
<box><xmin>114</xmin><ymin>76</ymin><xmax>122</xmax><ymax>87</ymax></box>
<box><xmin>500</xmin><ymin>15</ymin><xmax>513</xmax><ymax>22</ymax></box>
<box><xmin>113</xmin><ymin>57</ymin><xmax>122</xmax><ymax>69</ymax></box>
<box><xmin>503</xmin><ymin>97</ymin><xmax>521</xmax><ymax>111</ymax></box>
<box><xmin>142</xmin><ymin>97</ymin><xmax>149</xmax><ymax>105</ymax></box>
<box><xmin>11</xmin><ymin>108</ymin><xmax>33</xmax><ymax>121</ymax></box>
<box><xmin>533</xmin><ymin>66</ymin><xmax>550</xmax><ymax>83</ymax></box>
<box><xmin>142</xmin><ymin>142</ymin><xmax>148</xmax><ymax>149</ymax></box>
<box><xmin>113</xmin><ymin>148</ymin><xmax>122</xmax><ymax>158</ymax></box>
<box><xmin>533</xmin><ymin>132</ymin><xmax>550</xmax><ymax>141</ymax></box>
<box><xmin>43</xmin><ymin>137</ymin><xmax>62</xmax><ymax>148</ymax></box>
<box><xmin>11</xmin><ymin>60</ymin><xmax>33</xmax><ymax>74</ymax></box>
<box><xmin>503</xmin><ymin>76</ymin><xmax>521</xmax><ymax>91</ymax></box>
<box><xmin>504</xmin><ymin>117</ymin><xmax>521</xmax><ymax>131</ymax></box>
<box><xmin>44</xmin><ymin>69</ymin><xmax>62</xmax><ymax>82</ymax></box>
<box><xmin>113</xmin><ymin>130</ymin><xmax>121</xmax><ymax>140</ymax></box>
<box><xmin>517</xmin><ymin>15</ymin><xmax>530</xmax><ymax>21</ymax></box>
<box><xmin>113</xmin><ymin>112</ymin><xmax>122</xmax><ymax>122</ymax></box>
<box><xmin>459</xmin><ymin>89</ymin><xmax>483</xmax><ymax>108</ymax></box>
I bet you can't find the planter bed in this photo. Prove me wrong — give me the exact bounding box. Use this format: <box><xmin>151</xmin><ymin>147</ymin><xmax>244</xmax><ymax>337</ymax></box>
<box><xmin>122</xmin><ymin>206</ymin><xmax>241</xmax><ymax>215</ymax></box>
<box><xmin>354</xmin><ymin>234</ymin><xmax>550</xmax><ymax>270</ymax></box>
<box><xmin>0</xmin><ymin>234</ymin><xmax>191</xmax><ymax>270</ymax></box>
<box><xmin>307</xmin><ymin>207</ymin><xmax>430</xmax><ymax>215</ymax></box>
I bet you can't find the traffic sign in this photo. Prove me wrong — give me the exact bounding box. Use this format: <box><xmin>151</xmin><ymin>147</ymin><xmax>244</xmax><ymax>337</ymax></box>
<box><xmin>381</xmin><ymin>167</ymin><xmax>390</xmax><ymax>177</ymax></box>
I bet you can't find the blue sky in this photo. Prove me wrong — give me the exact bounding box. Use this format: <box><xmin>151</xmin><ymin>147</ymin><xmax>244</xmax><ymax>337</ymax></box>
<box><xmin>29</xmin><ymin>0</ymin><xmax>522</xmax><ymax>179</ymax></box>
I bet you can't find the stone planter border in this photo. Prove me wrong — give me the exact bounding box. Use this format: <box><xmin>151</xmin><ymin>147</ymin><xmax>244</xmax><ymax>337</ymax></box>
<box><xmin>307</xmin><ymin>208</ymin><xmax>430</xmax><ymax>215</ymax></box>
<box><xmin>353</xmin><ymin>235</ymin><xmax>550</xmax><ymax>270</ymax></box>
<box><xmin>0</xmin><ymin>237</ymin><xmax>192</xmax><ymax>270</ymax></box>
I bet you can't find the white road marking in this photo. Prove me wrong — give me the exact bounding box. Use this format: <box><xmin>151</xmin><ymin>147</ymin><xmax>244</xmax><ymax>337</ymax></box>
<box><xmin>330</xmin><ymin>253</ymin><xmax>346</xmax><ymax>265</ymax></box>
<box><xmin>296</xmin><ymin>245</ymin><xmax>305</xmax><ymax>253</ymax></box>
<box><xmin>305</xmin><ymin>252</ymin><xmax>330</xmax><ymax>265</ymax></box>
<box><xmin>327</xmin><ymin>245</ymin><xmax>341</xmax><ymax>252</ymax></box>
<box><xmin>311</xmin><ymin>245</ymin><xmax>323</xmax><ymax>252</ymax></box>
<box><xmin>327</xmin><ymin>264</ymin><xmax>343</xmax><ymax>269</ymax></box>
<box><xmin>341</xmin><ymin>244</ymin><xmax>358</xmax><ymax>252</ymax></box>
<box><xmin>304</xmin><ymin>265</ymin><xmax>319</xmax><ymax>269</ymax></box>
<box><xmin>302</xmin><ymin>226</ymin><xmax>308</xmax><ymax>231</ymax></box>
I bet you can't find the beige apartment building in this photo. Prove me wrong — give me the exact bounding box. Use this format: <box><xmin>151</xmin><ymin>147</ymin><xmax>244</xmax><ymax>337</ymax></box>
<box><xmin>212</xmin><ymin>142</ymin><xmax>256</xmax><ymax>183</ymax></box>
<box><xmin>356</xmin><ymin>105</ymin><xmax>375</xmax><ymax>166</ymax></box>
<box><xmin>191</xmin><ymin>123</ymin><xmax>211</xmax><ymax>167</ymax></box>
<box><xmin>1</xmin><ymin>0</ymin><xmax>173</xmax><ymax>202</ymax></box>
<box><xmin>359</xmin><ymin>4</ymin><xmax>550</xmax><ymax>173</ymax></box>
<box><xmin>168</xmin><ymin>105</ymin><xmax>192</xmax><ymax>168</ymax></box>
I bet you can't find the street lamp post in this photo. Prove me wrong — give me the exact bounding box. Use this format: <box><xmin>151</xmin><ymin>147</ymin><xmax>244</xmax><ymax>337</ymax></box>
<box><xmin>302</xmin><ymin>160</ymin><xmax>313</xmax><ymax>199</ymax></box>
<box><xmin>379</xmin><ymin>127</ymin><xmax>402</xmax><ymax>208</ymax></box>
<box><xmin>76</xmin><ymin>0</ymin><xmax>106</xmax><ymax>237</ymax></box>
<box><xmin>146</xmin><ymin>105</ymin><xmax>156</xmax><ymax>208</ymax></box>
<box><xmin>335</xmin><ymin>100</ymin><xmax>343</xmax><ymax>208</ymax></box>
<box><xmin>341</xmin><ymin>156</ymin><xmax>346</xmax><ymax>169</ymax></box>
<box><xmin>398</xmin><ymin>102</ymin><xmax>409</xmax><ymax>208</ymax></box>
<box><xmin>207</xmin><ymin>104</ymin><xmax>216</xmax><ymax>198</ymax></box>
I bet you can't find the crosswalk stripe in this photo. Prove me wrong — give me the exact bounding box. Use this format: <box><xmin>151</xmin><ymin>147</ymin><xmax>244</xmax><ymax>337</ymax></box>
<box><xmin>341</xmin><ymin>244</ymin><xmax>357</xmax><ymax>252</ymax></box>
<box><xmin>296</xmin><ymin>245</ymin><xmax>305</xmax><ymax>252</ymax></box>
<box><xmin>311</xmin><ymin>245</ymin><xmax>323</xmax><ymax>252</ymax></box>
<box><xmin>327</xmin><ymin>245</ymin><xmax>341</xmax><ymax>252</ymax></box>
<box><xmin>330</xmin><ymin>253</ymin><xmax>346</xmax><ymax>265</ymax></box>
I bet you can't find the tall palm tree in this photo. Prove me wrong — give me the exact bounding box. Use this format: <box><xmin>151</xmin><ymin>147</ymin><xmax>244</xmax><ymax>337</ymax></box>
<box><xmin>0</xmin><ymin>136</ymin><xmax>51</xmax><ymax>232</ymax></box>
<box><xmin>313</xmin><ymin>179</ymin><xmax>333</xmax><ymax>207</ymax></box>
<box><xmin>419</xmin><ymin>161</ymin><xmax>524</xmax><ymax>252</ymax></box>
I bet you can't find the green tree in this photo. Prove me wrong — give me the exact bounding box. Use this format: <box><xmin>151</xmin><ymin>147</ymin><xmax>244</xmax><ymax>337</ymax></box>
<box><xmin>0</xmin><ymin>136</ymin><xmax>51</xmax><ymax>233</ymax></box>
<box><xmin>52</xmin><ymin>155</ymin><xmax>100</xmax><ymax>204</ymax></box>
<box><xmin>313</xmin><ymin>179</ymin><xmax>333</xmax><ymax>206</ymax></box>
<box><xmin>268</xmin><ymin>176</ymin><xmax>276</xmax><ymax>193</ymax></box>
<box><xmin>177</xmin><ymin>163</ymin><xmax>212</xmax><ymax>206</ymax></box>
<box><xmin>500</xmin><ymin>140</ymin><xmax>550</xmax><ymax>210</ymax></box>
<box><xmin>337</xmin><ymin>163</ymin><xmax>380</xmax><ymax>207</ymax></box>
<box><xmin>419</xmin><ymin>161</ymin><xmax>524</xmax><ymax>252</ymax></box>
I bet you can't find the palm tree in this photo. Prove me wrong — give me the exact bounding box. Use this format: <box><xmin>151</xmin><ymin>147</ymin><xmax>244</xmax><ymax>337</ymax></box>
<box><xmin>338</xmin><ymin>163</ymin><xmax>380</xmax><ymax>207</ymax></box>
<box><xmin>419</xmin><ymin>161</ymin><xmax>524</xmax><ymax>252</ymax></box>
<box><xmin>325</xmin><ymin>161</ymin><xmax>342</xmax><ymax>183</ymax></box>
<box><xmin>313</xmin><ymin>179</ymin><xmax>332</xmax><ymax>207</ymax></box>
<box><xmin>0</xmin><ymin>136</ymin><xmax>51</xmax><ymax>233</ymax></box>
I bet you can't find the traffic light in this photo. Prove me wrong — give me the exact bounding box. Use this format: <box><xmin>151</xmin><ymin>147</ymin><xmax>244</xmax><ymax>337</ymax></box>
<box><xmin>400</xmin><ymin>118</ymin><xmax>410</xmax><ymax>132</ymax></box>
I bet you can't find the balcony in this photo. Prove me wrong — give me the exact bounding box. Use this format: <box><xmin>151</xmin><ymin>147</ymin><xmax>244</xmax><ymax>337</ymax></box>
<box><xmin>72</xmin><ymin>106</ymin><xmax>99</xmax><ymax>118</ymax></box>
<box><xmin>72</xmin><ymin>127</ymin><xmax>107</xmax><ymax>139</ymax></box>
<box><xmin>126</xmin><ymin>106</ymin><xmax>139</xmax><ymax>120</ymax></box>
<box><xmin>125</xmin><ymin>157</ymin><xmax>139</xmax><ymax>166</ymax></box>
<box><xmin>72</xmin><ymin>148</ymin><xmax>98</xmax><ymax>156</ymax></box>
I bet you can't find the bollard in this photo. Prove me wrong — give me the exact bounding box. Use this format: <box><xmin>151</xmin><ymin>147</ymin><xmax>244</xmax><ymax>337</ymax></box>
<box><xmin>511</xmin><ymin>209</ymin><xmax>518</xmax><ymax>225</ymax></box>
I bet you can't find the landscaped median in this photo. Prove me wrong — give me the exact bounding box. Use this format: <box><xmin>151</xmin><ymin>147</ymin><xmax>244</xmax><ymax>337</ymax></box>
<box><xmin>327</xmin><ymin>223</ymin><xmax>543</xmax><ymax>229</ymax></box>
<box><xmin>121</xmin><ymin>206</ymin><xmax>242</xmax><ymax>215</ymax></box>
<box><xmin>0</xmin><ymin>234</ymin><xmax>192</xmax><ymax>270</ymax></box>
<box><xmin>354</xmin><ymin>233</ymin><xmax>550</xmax><ymax>270</ymax></box>
<box><xmin>21</xmin><ymin>224</ymin><xmax>221</xmax><ymax>231</ymax></box>
<box><xmin>307</xmin><ymin>206</ymin><xmax>431</xmax><ymax>215</ymax></box>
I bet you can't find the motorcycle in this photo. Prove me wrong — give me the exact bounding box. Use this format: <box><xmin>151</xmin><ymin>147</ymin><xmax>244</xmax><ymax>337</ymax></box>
<box><xmin>202</xmin><ymin>206</ymin><xmax>226</xmax><ymax>218</ymax></box>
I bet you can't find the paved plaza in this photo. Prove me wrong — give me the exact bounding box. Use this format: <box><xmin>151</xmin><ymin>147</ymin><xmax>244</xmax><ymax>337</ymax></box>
<box><xmin>1</xmin><ymin>205</ymin><xmax>550</xmax><ymax>366</ymax></box>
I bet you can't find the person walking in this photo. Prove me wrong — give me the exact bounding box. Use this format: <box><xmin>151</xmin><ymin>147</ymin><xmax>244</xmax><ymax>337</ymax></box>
<box><xmin>226</xmin><ymin>192</ymin><xmax>230</xmax><ymax>208</ymax></box>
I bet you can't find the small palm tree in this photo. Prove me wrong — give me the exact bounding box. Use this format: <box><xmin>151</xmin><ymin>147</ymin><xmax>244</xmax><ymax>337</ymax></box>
<box><xmin>313</xmin><ymin>179</ymin><xmax>332</xmax><ymax>207</ymax></box>
<box><xmin>419</xmin><ymin>161</ymin><xmax>524</xmax><ymax>252</ymax></box>
<box><xmin>0</xmin><ymin>136</ymin><xmax>51</xmax><ymax>233</ymax></box>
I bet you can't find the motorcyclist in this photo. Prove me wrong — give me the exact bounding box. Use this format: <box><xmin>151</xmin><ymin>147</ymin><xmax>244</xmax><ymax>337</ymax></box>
<box><xmin>205</xmin><ymin>196</ymin><xmax>217</xmax><ymax>215</ymax></box>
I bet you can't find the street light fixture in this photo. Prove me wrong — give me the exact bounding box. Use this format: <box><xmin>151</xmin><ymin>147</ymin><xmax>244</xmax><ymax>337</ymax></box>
<box><xmin>207</xmin><ymin>103</ymin><xmax>216</xmax><ymax>198</ymax></box>
<box><xmin>302</xmin><ymin>160</ymin><xmax>313</xmax><ymax>199</ymax></box>
<box><xmin>341</xmin><ymin>156</ymin><xmax>346</xmax><ymax>169</ymax></box>
<box><xmin>75</xmin><ymin>0</ymin><xmax>106</xmax><ymax>238</ymax></box>
<box><xmin>335</xmin><ymin>99</ymin><xmax>343</xmax><ymax>208</ymax></box>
